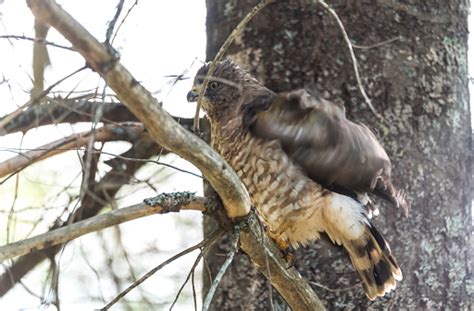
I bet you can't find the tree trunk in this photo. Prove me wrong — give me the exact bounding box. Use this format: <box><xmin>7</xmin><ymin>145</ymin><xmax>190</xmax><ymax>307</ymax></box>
<box><xmin>204</xmin><ymin>0</ymin><xmax>472</xmax><ymax>309</ymax></box>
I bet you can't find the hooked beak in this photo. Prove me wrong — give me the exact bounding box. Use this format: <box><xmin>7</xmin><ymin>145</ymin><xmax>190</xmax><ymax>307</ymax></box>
<box><xmin>187</xmin><ymin>87</ymin><xmax>199</xmax><ymax>102</ymax></box>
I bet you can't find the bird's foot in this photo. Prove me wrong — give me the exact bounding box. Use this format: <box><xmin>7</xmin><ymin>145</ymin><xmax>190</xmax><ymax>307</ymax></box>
<box><xmin>268</xmin><ymin>233</ymin><xmax>295</xmax><ymax>268</ymax></box>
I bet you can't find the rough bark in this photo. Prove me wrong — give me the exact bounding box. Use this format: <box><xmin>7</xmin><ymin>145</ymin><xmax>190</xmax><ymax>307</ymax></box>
<box><xmin>204</xmin><ymin>0</ymin><xmax>472</xmax><ymax>309</ymax></box>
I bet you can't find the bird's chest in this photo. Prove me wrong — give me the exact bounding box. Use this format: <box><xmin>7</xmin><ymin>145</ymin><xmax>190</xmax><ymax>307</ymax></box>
<box><xmin>213</xmin><ymin>130</ymin><xmax>328</xmax><ymax>247</ymax></box>
<box><xmin>214</xmin><ymin>133</ymin><xmax>315</xmax><ymax>226</ymax></box>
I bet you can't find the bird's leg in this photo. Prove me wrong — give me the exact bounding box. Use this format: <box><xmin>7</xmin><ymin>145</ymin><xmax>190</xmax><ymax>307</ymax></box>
<box><xmin>254</xmin><ymin>213</ymin><xmax>295</xmax><ymax>266</ymax></box>
<box><xmin>357</xmin><ymin>193</ymin><xmax>379</xmax><ymax>219</ymax></box>
<box><xmin>266</xmin><ymin>230</ymin><xmax>295</xmax><ymax>267</ymax></box>
<box><xmin>365</xmin><ymin>201</ymin><xmax>380</xmax><ymax>219</ymax></box>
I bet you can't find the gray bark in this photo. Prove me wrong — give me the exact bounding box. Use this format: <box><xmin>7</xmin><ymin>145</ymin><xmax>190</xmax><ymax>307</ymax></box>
<box><xmin>204</xmin><ymin>0</ymin><xmax>472</xmax><ymax>309</ymax></box>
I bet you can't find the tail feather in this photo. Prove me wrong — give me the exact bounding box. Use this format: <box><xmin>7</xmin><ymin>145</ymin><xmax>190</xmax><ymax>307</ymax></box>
<box><xmin>344</xmin><ymin>223</ymin><xmax>402</xmax><ymax>300</ymax></box>
<box><xmin>324</xmin><ymin>193</ymin><xmax>402</xmax><ymax>300</ymax></box>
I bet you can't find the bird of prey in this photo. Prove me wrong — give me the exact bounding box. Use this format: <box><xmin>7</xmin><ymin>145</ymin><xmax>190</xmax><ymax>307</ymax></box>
<box><xmin>187</xmin><ymin>59</ymin><xmax>408</xmax><ymax>300</ymax></box>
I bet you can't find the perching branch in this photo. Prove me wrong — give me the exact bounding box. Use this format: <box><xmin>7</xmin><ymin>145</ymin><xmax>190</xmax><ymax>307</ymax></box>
<box><xmin>0</xmin><ymin>193</ymin><xmax>206</xmax><ymax>261</ymax></box>
<box><xmin>27</xmin><ymin>0</ymin><xmax>251</xmax><ymax>220</ymax></box>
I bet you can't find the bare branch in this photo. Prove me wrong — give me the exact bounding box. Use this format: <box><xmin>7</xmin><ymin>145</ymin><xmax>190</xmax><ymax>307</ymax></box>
<box><xmin>0</xmin><ymin>193</ymin><xmax>206</xmax><ymax>261</ymax></box>
<box><xmin>0</xmin><ymin>123</ymin><xmax>146</xmax><ymax>179</ymax></box>
<box><xmin>1</xmin><ymin>99</ymin><xmax>134</xmax><ymax>135</ymax></box>
<box><xmin>191</xmin><ymin>265</ymin><xmax>198</xmax><ymax>311</ymax></box>
<box><xmin>0</xmin><ymin>99</ymin><xmax>200</xmax><ymax>136</ymax></box>
<box><xmin>27</xmin><ymin>0</ymin><xmax>250</xmax><ymax>219</ymax></box>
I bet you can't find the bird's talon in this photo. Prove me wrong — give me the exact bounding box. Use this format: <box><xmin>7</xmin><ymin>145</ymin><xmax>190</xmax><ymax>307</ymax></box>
<box><xmin>283</xmin><ymin>249</ymin><xmax>295</xmax><ymax>268</ymax></box>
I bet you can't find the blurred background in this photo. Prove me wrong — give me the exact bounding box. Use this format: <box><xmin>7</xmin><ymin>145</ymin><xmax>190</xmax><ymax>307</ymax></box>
<box><xmin>0</xmin><ymin>1</ymin><xmax>207</xmax><ymax>310</ymax></box>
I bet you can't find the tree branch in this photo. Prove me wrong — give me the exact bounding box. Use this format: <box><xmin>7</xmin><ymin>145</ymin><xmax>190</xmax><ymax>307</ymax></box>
<box><xmin>0</xmin><ymin>193</ymin><xmax>206</xmax><ymax>261</ymax></box>
<box><xmin>0</xmin><ymin>66</ymin><xmax>86</xmax><ymax>134</ymax></box>
<box><xmin>1</xmin><ymin>99</ymin><xmax>135</xmax><ymax>135</ymax></box>
<box><xmin>0</xmin><ymin>123</ymin><xmax>146</xmax><ymax>179</ymax></box>
<box><xmin>27</xmin><ymin>0</ymin><xmax>250</xmax><ymax>219</ymax></box>
<box><xmin>0</xmin><ymin>98</ymin><xmax>199</xmax><ymax>137</ymax></box>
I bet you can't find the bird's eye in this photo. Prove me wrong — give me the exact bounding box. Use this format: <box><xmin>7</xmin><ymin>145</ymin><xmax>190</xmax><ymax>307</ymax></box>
<box><xmin>209</xmin><ymin>82</ymin><xmax>219</xmax><ymax>89</ymax></box>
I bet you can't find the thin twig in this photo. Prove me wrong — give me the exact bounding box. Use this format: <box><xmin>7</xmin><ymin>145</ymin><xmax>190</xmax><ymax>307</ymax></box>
<box><xmin>111</xmin><ymin>0</ymin><xmax>139</xmax><ymax>44</ymax></box>
<box><xmin>101</xmin><ymin>230</ymin><xmax>223</xmax><ymax>310</ymax></box>
<box><xmin>168</xmin><ymin>251</ymin><xmax>203</xmax><ymax>310</ymax></box>
<box><xmin>0</xmin><ymin>35</ymin><xmax>74</xmax><ymax>50</ymax></box>
<box><xmin>317</xmin><ymin>0</ymin><xmax>383</xmax><ymax>120</ymax></box>
<box><xmin>308</xmin><ymin>280</ymin><xmax>359</xmax><ymax>293</ymax></box>
<box><xmin>110</xmin><ymin>154</ymin><xmax>203</xmax><ymax>179</ymax></box>
<box><xmin>202</xmin><ymin>228</ymin><xmax>240</xmax><ymax>311</ymax></box>
<box><xmin>6</xmin><ymin>135</ymin><xmax>23</xmax><ymax>244</ymax></box>
<box><xmin>74</xmin><ymin>84</ymin><xmax>107</xmax><ymax>223</ymax></box>
<box><xmin>78</xmin><ymin>243</ymin><xmax>106</xmax><ymax>302</ymax></box>
<box><xmin>105</xmin><ymin>0</ymin><xmax>125</xmax><ymax>43</ymax></box>
<box><xmin>0</xmin><ymin>66</ymin><xmax>87</xmax><ymax>133</ymax></box>
<box><xmin>191</xmin><ymin>268</ymin><xmax>198</xmax><ymax>311</ymax></box>
<box><xmin>193</xmin><ymin>0</ymin><xmax>275</xmax><ymax>131</ymax></box>
<box><xmin>169</xmin><ymin>224</ymin><xmax>223</xmax><ymax>310</ymax></box>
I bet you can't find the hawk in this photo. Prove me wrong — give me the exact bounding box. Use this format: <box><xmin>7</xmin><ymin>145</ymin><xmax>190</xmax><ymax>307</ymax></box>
<box><xmin>187</xmin><ymin>59</ymin><xmax>408</xmax><ymax>300</ymax></box>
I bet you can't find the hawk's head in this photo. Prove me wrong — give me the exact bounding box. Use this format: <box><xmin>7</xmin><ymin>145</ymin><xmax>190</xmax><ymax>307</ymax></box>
<box><xmin>187</xmin><ymin>59</ymin><xmax>263</xmax><ymax>120</ymax></box>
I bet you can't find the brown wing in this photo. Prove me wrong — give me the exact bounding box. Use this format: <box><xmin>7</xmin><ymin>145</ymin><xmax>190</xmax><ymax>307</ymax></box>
<box><xmin>243</xmin><ymin>89</ymin><xmax>407</xmax><ymax>210</ymax></box>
